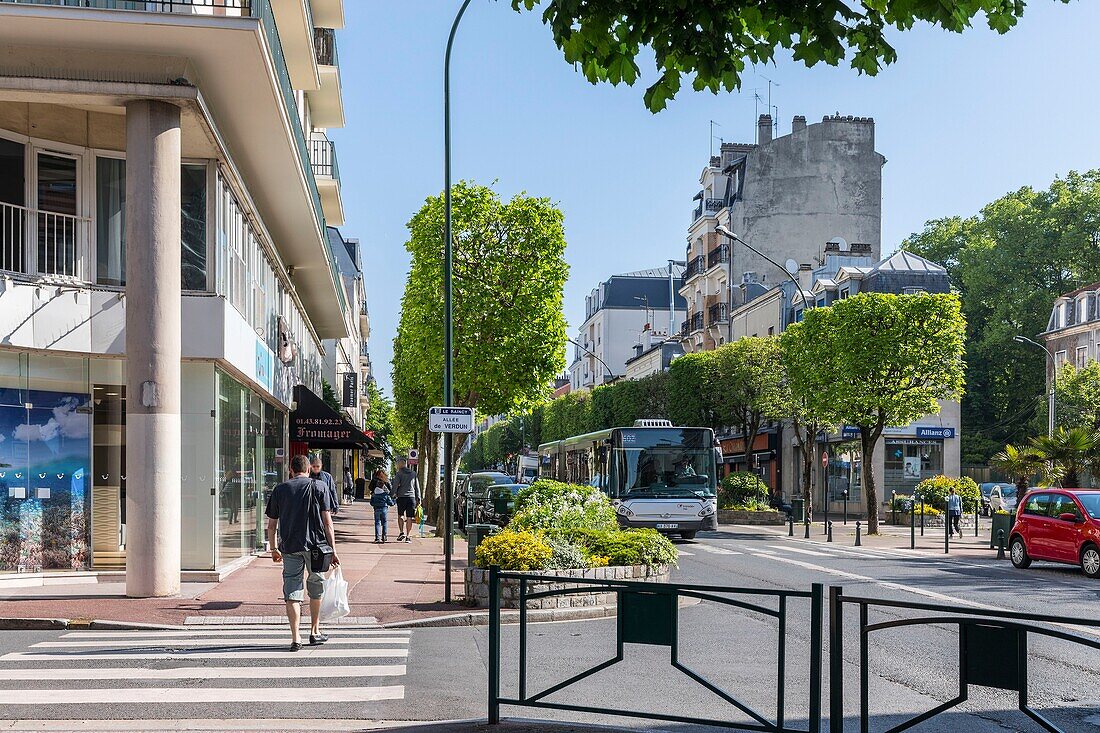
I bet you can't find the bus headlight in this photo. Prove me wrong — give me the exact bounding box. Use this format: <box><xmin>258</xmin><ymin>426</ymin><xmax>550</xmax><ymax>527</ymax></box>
<box><xmin>616</xmin><ymin>504</ymin><xmax>634</xmax><ymax>517</ymax></box>
<box><xmin>698</xmin><ymin>502</ymin><xmax>716</xmax><ymax>517</ymax></box>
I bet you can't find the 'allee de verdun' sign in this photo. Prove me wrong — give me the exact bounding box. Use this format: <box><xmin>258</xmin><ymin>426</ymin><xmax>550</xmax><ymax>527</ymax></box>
<box><xmin>429</xmin><ymin>406</ymin><xmax>475</xmax><ymax>433</ymax></box>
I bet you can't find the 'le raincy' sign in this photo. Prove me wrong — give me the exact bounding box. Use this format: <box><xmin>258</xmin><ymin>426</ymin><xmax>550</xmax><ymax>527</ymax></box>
<box><xmin>429</xmin><ymin>406</ymin><xmax>475</xmax><ymax>434</ymax></box>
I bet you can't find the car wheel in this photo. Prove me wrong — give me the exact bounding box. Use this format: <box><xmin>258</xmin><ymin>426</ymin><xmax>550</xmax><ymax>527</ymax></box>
<box><xmin>680</xmin><ymin>531</ymin><xmax>697</xmax><ymax>541</ymax></box>
<box><xmin>1082</xmin><ymin>544</ymin><xmax>1100</xmax><ymax>579</ymax></box>
<box><xmin>1010</xmin><ymin>536</ymin><xmax>1032</xmax><ymax>569</ymax></box>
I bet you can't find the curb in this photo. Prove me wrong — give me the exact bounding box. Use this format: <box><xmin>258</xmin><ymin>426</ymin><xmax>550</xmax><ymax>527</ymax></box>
<box><xmin>0</xmin><ymin>617</ymin><xmax>68</xmax><ymax>630</ymax></box>
<box><xmin>383</xmin><ymin>595</ymin><xmax>701</xmax><ymax>629</ymax></box>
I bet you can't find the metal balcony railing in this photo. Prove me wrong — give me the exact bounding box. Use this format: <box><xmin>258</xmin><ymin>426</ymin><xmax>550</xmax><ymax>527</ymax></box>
<box><xmin>0</xmin><ymin>201</ymin><xmax>89</xmax><ymax>280</ymax></box>
<box><xmin>709</xmin><ymin>302</ymin><xmax>729</xmax><ymax>325</ymax></box>
<box><xmin>309</xmin><ymin>138</ymin><xmax>340</xmax><ymax>180</ymax></box>
<box><xmin>680</xmin><ymin>319</ymin><xmax>689</xmax><ymax>337</ymax></box>
<box><xmin>708</xmin><ymin>244</ymin><xmax>729</xmax><ymax>269</ymax></box>
<box><xmin>689</xmin><ymin>312</ymin><xmax>705</xmax><ymax>333</ymax></box>
<box><xmin>705</xmin><ymin>197</ymin><xmax>724</xmax><ymax>213</ymax></box>
<box><xmin>314</xmin><ymin>27</ymin><xmax>338</xmax><ymax>66</ymax></box>
<box><xmin>684</xmin><ymin>255</ymin><xmax>705</xmax><ymax>280</ymax></box>
<box><xmin>692</xmin><ymin>202</ymin><xmax>703</xmax><ymax>222</ymax></box>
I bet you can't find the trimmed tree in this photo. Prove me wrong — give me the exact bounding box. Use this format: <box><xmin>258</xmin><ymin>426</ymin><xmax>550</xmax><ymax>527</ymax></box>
<box><xmin>708</xmin><ymin>337</ymin><xmax>786</xmax><ymax>468</ymax></box>
<box><xmin>795</xmin><ymin>293</ymin><xmax>966</xmax><ymax>534</ymax></box>
<box><xmin>392</xmin><ymin>182</ymin><xmax>569</xmax><ymax>520</ymax></box>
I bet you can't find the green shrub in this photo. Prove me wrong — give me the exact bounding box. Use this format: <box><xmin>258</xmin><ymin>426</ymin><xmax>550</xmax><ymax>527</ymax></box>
<box><xmin>474</xmin><ymin>530</ymin><xmax>552</xmax><ymax>570</ymax></box>
<box><xmin>915</xmin><ymin>475</ymin><xmax>981</xmax><ymax>512</ymax></box>
<box><xmin>564</xmin><ymin>528</ymin><xmax>678</xmax><ymax>568</ymax></box>
<box><xmin>718</xmin><ymin>472</ymin><xmax>770</xmax><ymax>510</ymax></box>
<box><xmin>511</xmin><ymin>479</ymin><xmax>617</xmax><ymax>533</ymax></box>
<box><xmin>544</xmin><ymin>535</ymin><xmax>590</xmax><ymax>570</ymax></box>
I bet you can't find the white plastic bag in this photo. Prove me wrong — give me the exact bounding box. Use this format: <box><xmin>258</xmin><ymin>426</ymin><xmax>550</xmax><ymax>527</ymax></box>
<box><xmin>319</xmin><ymin>566</ymin><xmax>350</xmax><ymax>621</ymax></box>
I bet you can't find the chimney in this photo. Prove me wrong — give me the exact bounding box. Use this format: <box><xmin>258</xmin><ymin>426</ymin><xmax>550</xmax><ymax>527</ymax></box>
<box><xmin>757</xmin><ymin>114</ymin><xmax>773</xmax><ymax>144</ymax></box>
<box><xmin>792</xmin><ymin>115</ymin><xmax>806</xmax><ymax>133</ymax></box>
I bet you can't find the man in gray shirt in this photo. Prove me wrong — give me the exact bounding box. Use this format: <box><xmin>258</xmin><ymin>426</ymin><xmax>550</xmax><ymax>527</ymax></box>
<box><xmin>392</xmin><ymin>457</ymin><xmax>420</xmax><ymax>543</ymax></box>
<box><xmin>310</xmin><ymin>455</ymin><xmax>339</xmax><ymax>515</ymax></box>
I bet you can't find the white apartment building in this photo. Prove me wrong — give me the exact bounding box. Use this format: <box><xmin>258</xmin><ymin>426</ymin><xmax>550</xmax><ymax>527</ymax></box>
<box><xmin>0</xmin><ymin>0</ymin><xmax>368</xmax><ymax>596</ymax></box>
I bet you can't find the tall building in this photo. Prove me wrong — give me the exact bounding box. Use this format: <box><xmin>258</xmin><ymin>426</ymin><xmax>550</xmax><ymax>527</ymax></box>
<box><xmin>569</xmin><ymin>266</ymin><xmax>686</xmax><ymax>391</ymax></box>
<box><xmin>681</xmin><ymin>113</ymin><xmax>885</xmax><ymax>352</ymax></box>
<box><xmin>0</xmin><ymin>0</ymin><xmax>364</xmax><ymax>595</ymax></box>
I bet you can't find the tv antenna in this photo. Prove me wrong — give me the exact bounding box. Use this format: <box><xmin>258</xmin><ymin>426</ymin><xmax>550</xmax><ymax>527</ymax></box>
<box><xmin>710</xmin><ymin>119</ymin><xmax>722</xmax><ymax>157</ymax></box>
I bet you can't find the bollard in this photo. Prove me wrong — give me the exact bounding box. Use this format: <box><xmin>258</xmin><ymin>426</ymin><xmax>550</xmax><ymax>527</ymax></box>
<box><xmin>855</xmin><ymin>521</ymin><xmax>862</xmax><ymax>546</ymax></box>
<box><xmin>997</xmin><ymin>529</ymin><xmax>1006</xmax><ymax>560</ymax></box>
<box><xmin>843</xmin><ymin>490</ymin><xmax>849</xmax><ymax>525</ymax></box>
<box><xmin>891</xmin><ymin>491</ymin><xmax>897</xmax><ymax>526</ymax></box>
<box><xmin>789</xmin><ymin>513</ymin><xmax>794</xmax><ymax>537</ymax></box>
<box><xmin>920</xmin><ymin>498</ymin><xmax>925</xmax><ymax>536</ymax></box>
<box><xmin>827</xmin><ymin>521</ymin><xmax>833</xmax><ymax>543</ymax></box>
<box><xmin>910</xmin><ymin>500</ymin><xmax>916</xmax><ymax>550</ymax></box>
<box><xmin>945</xmin><ymin>510</ymin><xmax>950</xmax><ymax>554</ymax></box>
<box><xmin>823</xmin><ymin>498</ymin><xmax>829</xmax><ymax>535</ymax></box>
<box><xmin>804</xmin><ymin>519</ymin><xmax>810</xmax><ymax>539</ymax></box>
<box><xmin>975</xmin><ymin>505</ymin><xmax>980</xmax><ymax>537</ymax></box>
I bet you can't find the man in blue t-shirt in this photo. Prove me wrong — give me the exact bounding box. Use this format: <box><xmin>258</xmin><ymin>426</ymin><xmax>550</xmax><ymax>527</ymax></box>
<box><xmin>310</xmin><ymin>454</ymin><xmax>339</xmax><ymax>515</ymax></box>
<box><xmin>266</xmin><ymin>454</ymin><xmax>340</xmax><ymax>651</ymax></box>
<box><xmin>947</xmin><ymin>487</ymin><xmax>963</xmax><ymax>537</ymax></box>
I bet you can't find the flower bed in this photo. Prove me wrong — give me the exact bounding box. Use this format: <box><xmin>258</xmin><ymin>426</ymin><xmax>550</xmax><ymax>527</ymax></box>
<box><xmin>464</xmin><ymin>564</ymin><xmax>671</xmax><ymax>610</ymax></box>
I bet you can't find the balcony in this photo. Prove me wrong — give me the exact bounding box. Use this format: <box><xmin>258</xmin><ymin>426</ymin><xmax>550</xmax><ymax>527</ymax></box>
<box><xmin>309</xmin><ymin>137</ymin><xmax>344</xmax><ymax>225</ymax></box>
<box><xmin>685</xmin><ymin>312</ymin><xmax>704</xmax><ymax>334</ymax></box>
<box><xmin>692</xmin><ymin>197</ymin><xmax>725</xmax><ymax>222</ymax></box>
<box><xmin>0</xmin><ymin>201</ymin><xmax>90</xmax><ymax>281</ymax></box>
<box><xmin>684</xmin><ymin>255</ymin><xmax>706</xmax><ymax>281</ymax></box>
<box><xmin>309</xmin><ymin>27</ymin><xmax>345</xmax><ymax>127</ymax></box>
<box><xmin>708</xmin><ymin>244</ymin><xmax>730</xmax><ymax>269</ymax></box>
<box><xmin>708</xmin><ymin>302</ymin><xmax>729</xmax><ymax>325</ymax></box>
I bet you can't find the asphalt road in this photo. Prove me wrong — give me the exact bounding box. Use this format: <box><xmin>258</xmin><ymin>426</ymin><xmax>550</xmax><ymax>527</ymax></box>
<box><xmin>0</xmin><ymin>528</ymin><xmax>1096</xmax><ymax>732</ymax></box>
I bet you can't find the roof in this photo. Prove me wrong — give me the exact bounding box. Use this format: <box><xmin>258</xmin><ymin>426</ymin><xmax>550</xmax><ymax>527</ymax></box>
<box><xmin>617</xmin><ymin>265</ymin><xmax>685</xmax><ymax>279</ymax></box>
<box><xmin>1057</xmin><ymin>282</ymin><xmax>1100</xmax><ymax>300</ymax></box>
<box><xmin>867</xmin><ymin>251</ymin><xmax>946</xmax><ymax>275</ymax></box>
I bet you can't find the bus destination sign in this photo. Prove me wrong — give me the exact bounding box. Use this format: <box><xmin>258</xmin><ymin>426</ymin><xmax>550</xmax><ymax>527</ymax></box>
<box><xmin>429</xmin><ymin>406</ymin><xmax>475</xmax><ymax>434</ymax></box>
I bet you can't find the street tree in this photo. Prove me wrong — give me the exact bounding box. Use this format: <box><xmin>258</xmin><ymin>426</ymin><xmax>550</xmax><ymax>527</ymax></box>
<box><xmin>361</xmin><ymin>380</ymin><xmax>410</xmax><ymax>474</ymax></box>
<box><xmin>904</xmin><ymin>170</ymin><xmax>1100</xmax><ymax>463</ymax></box>
<box><xmin>989</xmin><ymin>444</ymin><xmax>1052</xmax><ymax>494</ymax></box>
<box><xmin>392</xmin><ymin>181</ymin><xmax>569</xmax><ymax>519</ymax></box>
<box><xmin>708</xmin><ymin>337</ymin><xmax>786</xmax><ymax>467</ymax></box>
<box><xmin>795</xmin><ymin>293</ymin><xmax>966</xmax><ymax>534</ymax></box>
<box><xmin>1030</xmin><ymin>426</ymin><xmax>1098</xmax><ymax>488</ymax></box>
<box><xmin>512</xmin><ymin>0</ymin><xmax>1065</xmax><ymax>112</ymax></box>
<box><xmin>779</xmin><ymin>324</ymin><xmax>839</xmax><ymax>523</ymax></box>
<box><xmin>667</xmin><ymin>351</ymin><xmax>715</xmax><ymax>429</ymax></box>
<box><xmin>1054</xmin><ymin>363</ymin><xmax>1100</xmax><ymax>431</ymax></box>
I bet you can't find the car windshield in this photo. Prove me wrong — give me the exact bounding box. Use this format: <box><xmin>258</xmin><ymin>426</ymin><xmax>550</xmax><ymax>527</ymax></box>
<box><xmin>1077</xmin><ymin>493</ymin><xmax>1100</xmax><ymax>519</ymax></box>
<box><xmin>1002</xmin><ymin>487</ymin><xmax>1017</xmax><ymax>498</ymax></box>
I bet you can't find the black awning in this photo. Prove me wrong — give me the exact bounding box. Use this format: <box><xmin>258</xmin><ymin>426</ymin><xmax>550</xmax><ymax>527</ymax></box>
<box><xmin>290</xmin><ymin>384</ymin><xmax>375</xmax><ymax>449</ymax></box>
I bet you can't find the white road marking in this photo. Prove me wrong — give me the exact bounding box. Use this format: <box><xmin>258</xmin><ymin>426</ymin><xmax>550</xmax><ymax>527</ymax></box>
<box><xmin>0</xmin><ymin>664</ymin><xmax>407</xmax><ymax>681</ymax></box>
<box><xmin>2</xmin><ymin>647</ymin><xmax>409</xmax><ymax>661</ymax></box>
<box><xmin>696</xmin><ymin>544</ymin><xmax>741</xmax><ymax>555</ymax></box>
<box><xmin>33</xmin><ymin>637</ymin><xmax>410</xmax><ymax>648</ymax></box>
<box><xmin>767</xmin><ymin>545</ymin><xmax>830</xmax><ymax>557</ymax></box>
<box><xmin>0</xmin><ymin>686</ymin><xmax>406</xmax><ymax>705</ymax></box>
<box><xmin>677</xmin><ymin>550</ymin><xmax>695</xmax><ymax>556</ymax></box>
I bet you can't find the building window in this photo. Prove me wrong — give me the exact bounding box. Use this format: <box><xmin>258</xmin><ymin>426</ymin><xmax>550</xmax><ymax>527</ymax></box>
<box><xmin>884</xmin><ymin>439</ymin><xmax>943</xmax><ymax>493</ymax></box>
<box><xmin>1055</xmin><ymin>350</ymin><xmax>1067</xmax><ymax>370</ymax></box>
<box><xmin>902</xmin><ymin>286</ymin><xmax>926</xmax><ymax>295</ymax></box>
<box><xmin>768</xmin><ymin>326</ymin><xmax>774</xmax><ymax>336</ymax></box>
<box><xmin>1077</xmin><ymin>345</ymin><xmax>1089</xmax><ymax>369</ymax></box>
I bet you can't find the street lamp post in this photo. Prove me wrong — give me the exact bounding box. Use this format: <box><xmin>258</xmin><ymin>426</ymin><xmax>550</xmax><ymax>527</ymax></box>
<box><xmin>1013</xmin><ymin>335</ymin><xmax>1056</xmax><ymax>437</ymax></box>
<box><xmin>442</xmin><ymin>0</ymin><xmax>474</xmax><ymax>605</ymax></box>
<box><xmin>567</xmin><ymin>337</ymin><xmax>619</xmax><ymax>383</ymax></box>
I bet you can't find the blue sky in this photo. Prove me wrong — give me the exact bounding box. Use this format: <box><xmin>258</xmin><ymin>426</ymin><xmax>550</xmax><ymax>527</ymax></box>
<box><xmin>334</xmin><ymin>1</ymin><xmax>1100</xmax><ymax>398</ymax></box>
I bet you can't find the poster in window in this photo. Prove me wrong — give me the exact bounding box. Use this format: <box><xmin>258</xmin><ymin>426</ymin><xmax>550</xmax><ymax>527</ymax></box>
<box><xmin>903</xmin><ymin>455</ymin><xmax>921</xmax><ymax>480</ymax></box>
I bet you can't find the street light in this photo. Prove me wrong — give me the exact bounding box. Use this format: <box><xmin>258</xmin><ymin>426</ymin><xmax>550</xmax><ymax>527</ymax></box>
<box><xmin>567</xmin><ymin>337</ymin><xmax>619</xmax><ymax>383</ymax></box>
<box><xmin>714</xmin><ymin>224</ymin><xmax>815</xmax><ymax>316</ymax></box>
<box><xmin>1013</xmin><ymin>334</ymin><xmax>1056</xmax><ymax>437</ymax></box>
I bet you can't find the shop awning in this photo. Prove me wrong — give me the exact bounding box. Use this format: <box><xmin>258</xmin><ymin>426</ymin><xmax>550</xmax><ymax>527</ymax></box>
<box><xmin>290</xmin><ymin>385</ymin><xmax>375</xmax><ymax>449</ymax></box>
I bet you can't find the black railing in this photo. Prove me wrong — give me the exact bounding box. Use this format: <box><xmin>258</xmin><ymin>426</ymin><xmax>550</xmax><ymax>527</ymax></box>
<box><xmin>689</xmin><ymin>312</ymin><xmax>704</xmax><ymax>333</ymax></box>
<box><xmin>314</xmin><ymin>26</ymin><xmax>337</xmax><ymax>66</ymax></box>
<box><xmin>680</xmin><ymin>319</ymin><xmax>690</xmax><ymax>337</ymax></box>
<box><xmin>709</xmin><ymin>302</ymin><xmax>729</xmax><ymax>325</ymax></box>
<box><xmin>308</xmin><ymin>138</ymin><xmax>339</xmax><ymax>180</ymax></box>
<box><xmin>684</xmin><ymin>254</ymin><xmax>706</xmax><ymax>280</ymax></box>
<box><xmin>705</xmin><ymin>197</ymin><xmax>725</xmax><ymax>213</ymax></box>
<box><xmin>709</xmin><ymin>244</ymin><xmax>730</xmax><ymax>269</ymax></box>
<box><xmin>489</xmin><ymin>567</ymin><xmax>824</xmax><ymax>732</ymax></box>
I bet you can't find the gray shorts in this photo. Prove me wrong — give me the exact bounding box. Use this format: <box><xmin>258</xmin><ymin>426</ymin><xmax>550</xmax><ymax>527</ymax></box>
<box><xmin>282</xmin><ymin>550</ymin><xmax>324</xmax><ymax>602</ymax></box>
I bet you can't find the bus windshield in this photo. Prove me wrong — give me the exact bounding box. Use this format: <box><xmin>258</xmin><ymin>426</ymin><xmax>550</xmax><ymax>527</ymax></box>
<box><xmin>613</xmin><ymin>428</ymin><xmax>716</xmax><ymax>498</ymax></box>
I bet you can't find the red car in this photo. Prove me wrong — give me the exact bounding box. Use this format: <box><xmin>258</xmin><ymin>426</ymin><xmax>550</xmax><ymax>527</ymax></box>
<box><xmin>1009</xmin><ymin>489</ymin><xmax>1100</xmax><ymax>579</ymax></box>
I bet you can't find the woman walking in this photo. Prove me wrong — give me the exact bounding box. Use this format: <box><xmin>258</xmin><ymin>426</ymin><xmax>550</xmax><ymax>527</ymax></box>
<box><xmin>370</xmin><ymin>470</ymin><xmax>395</xmax><ymax>543</ymax></box>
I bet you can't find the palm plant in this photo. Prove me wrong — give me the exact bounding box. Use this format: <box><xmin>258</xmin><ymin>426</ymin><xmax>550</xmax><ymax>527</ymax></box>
<box><xmin>989</xmin><ymin>444</ymin><xmax>1052</xmax><ymax>493</ymax></box>
<box><xmin>1029</xmin><ymin>426</ymin><xmax>1100</xmax><ymax>487</ymax></box>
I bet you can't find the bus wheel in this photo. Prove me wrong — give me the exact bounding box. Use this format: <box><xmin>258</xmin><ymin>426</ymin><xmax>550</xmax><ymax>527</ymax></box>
<box><xmin>680</xmin><ymin>531</ymin><xmax>697</xmax><ymax>541</ymax></box>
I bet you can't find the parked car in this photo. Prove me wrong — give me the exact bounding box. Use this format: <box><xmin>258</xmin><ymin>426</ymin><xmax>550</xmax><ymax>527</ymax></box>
<box><xmin>1009</xmin><ymin>489</ymin><xmax>1100</xmax><ymax>578</ymax></box>
<box><xmin>455</xmin><ymin>471</ymin><xmax>513</xmax><ymax>530</ymax></box>
<box><xmin>479</xmin><ymin>483</ymin><xmax>527</xmax><ymax>527</ymax></box>
<box><xmin>978</xmin><ymin>482</ymin><xmax>1013</xmax><ymax>516</ymax></box>
<box><xmin>988</xmin><ymin>484</ymin><xmax>1020</xmax><ymax>513</ymax></box>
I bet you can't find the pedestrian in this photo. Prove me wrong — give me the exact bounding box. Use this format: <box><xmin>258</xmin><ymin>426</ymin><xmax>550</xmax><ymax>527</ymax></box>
<box><xmin>265</xmin><ymin>454</ymin><xmax>340</xmax><ymax>652</ymax></box>
<box><xmin>220</xmin><ymin>468</ymin><xmax>239</xmax><ymax>525</ymax></box>
<box><xmin>392</xmin><ymin>457</ymin><xmax>421</xmax><ymax>543</ymax></box>
<box><xmin>343</xmin><ymin>467</ymin><xmax>354</xmax><ymax>505</ymax></box>
<box><xmin>310</xmin><ymin>455</ymin><xmax>339</xmax><ymax>515</ymax></box>
<box><xmin>947</xmin><ymin>487</ymin><xmax>963</xmax><ymax>537</ymax></box>
<box><xmin>370</xmin><ymin>470</ymin><xmax>395</xmax><ymax>543</ymax></box>
<box><xmin>354</xmin><ymin>472</ymin><xmax>368</xmax><ymax>501</ymax></box>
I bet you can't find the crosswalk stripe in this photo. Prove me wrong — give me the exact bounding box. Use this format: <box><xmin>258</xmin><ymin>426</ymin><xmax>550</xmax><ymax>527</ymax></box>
<box><xmin>767</xmin><ymin>544</ymin><xmax>831</xmax><ymax>557</ymax></box>
<box><xmin>0</xmin><ymin>664</ymin><xmax>406</xmax><ymax>681</ymax></box>
<box><xmin>33</xmin><ymin>637</ymin><xmax>410</xmax><ymax>648</ymax></box>
<box><xmin>2</xmin><ymin>647</ymin><xmax>409</xmax><ymax>661</ymax></box>
<box><xmin>677</xmin><ymin>550</ymin><xmax>695</xmax><ymax>556</ymax></box>
<box><xmin>60</xmin><ymin>629</ymin><xmax>404</xmax><ymax>639</ymax></box>
<box><xmin>696</xmin><ymin>544</ymin><xmax>741</xmax><ymax>555</ymax></box>
<box><xmin>0</xmin><ymin>685</ymin><xmax>406</xmax><ymax>705</ymax></box>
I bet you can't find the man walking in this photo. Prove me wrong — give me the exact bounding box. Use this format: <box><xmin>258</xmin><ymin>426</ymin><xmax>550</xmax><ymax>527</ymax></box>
<box><xmin>343</xmin><ymin>466</ymin><xmax>354</xmax><ymax>504</ymax></box>
<box><xmin>266</xmin><ymin>454</ymin><xmax>340</xmax><ymax>651</ymax></box>
<box><xmin>947</xmin><ymin>486</ymin><xmax>963</xmax><ymax>537</ymax></box>
<box><xmin>310</xmin><ymin>454</ymin><xmax>339</xmax><ymax>515</ymax></box>
<box><xmin>392</xmin><ymin>457</ymin><xmax>421</xmax><ymax>543</ymax></box>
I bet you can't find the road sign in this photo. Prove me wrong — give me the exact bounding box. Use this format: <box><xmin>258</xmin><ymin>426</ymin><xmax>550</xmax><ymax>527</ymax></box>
<box><xmin>408</xmin><ymin>449</ymin><xmax>418</xmax><ymax>460</ymax></box>
<box><xmin>429</xmin><ymin>406</ymin><xmax>475</xmax><ymax>433</ymax></box>
<box><xmin>821</xmin><ymin>451</ymin><xmax>829</xmax><ymax>467</ymax></box>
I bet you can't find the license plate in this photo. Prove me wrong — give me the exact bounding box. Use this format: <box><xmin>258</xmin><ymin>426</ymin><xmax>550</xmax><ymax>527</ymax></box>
<box><xmin>656</xmin><ymin>523</ymin><xmax>679</xmax><ymax>529</ymax></box>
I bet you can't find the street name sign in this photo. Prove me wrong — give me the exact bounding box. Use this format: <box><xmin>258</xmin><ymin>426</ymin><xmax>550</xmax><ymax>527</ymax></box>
<box><xmin>429</xmin><ymin>406</ymin><xmax>475</xmax><ymax>433</ymax></box>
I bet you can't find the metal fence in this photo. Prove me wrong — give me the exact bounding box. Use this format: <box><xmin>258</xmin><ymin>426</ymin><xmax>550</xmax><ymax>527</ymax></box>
<box><xmin>0</xmin><ymin>201</ymin><xmax>88</xmax><ymax>280</ymax></box>
<box><xmin>488</xmin><ymin>566</ymin><xmax>824</xmax><ymax>732</ymax></box>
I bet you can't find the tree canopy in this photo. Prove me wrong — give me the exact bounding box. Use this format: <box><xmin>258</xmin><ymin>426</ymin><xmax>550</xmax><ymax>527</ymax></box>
<box><xmin>512</xmin><ymin>0</ymin><xmax>1065</xmax><ymax>112</ymax></box>
<box><xmin>903</xmin><ymin>170</ymin><xmax>1100</xmax><ymax>463</ymax></box>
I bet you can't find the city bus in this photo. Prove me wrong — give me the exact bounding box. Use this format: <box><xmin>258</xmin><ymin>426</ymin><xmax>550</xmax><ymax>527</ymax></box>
<box><xmin>538</xmin><ymin>420</ymin><xmax>719</xmax><ymax>539</ymax></box>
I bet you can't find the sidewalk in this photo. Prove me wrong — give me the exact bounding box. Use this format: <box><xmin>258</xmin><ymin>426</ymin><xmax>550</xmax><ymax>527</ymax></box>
<box><xmin>0</xmin><ymin>501</ymin><xmax>470</xmax><ymax>627</ymax></box>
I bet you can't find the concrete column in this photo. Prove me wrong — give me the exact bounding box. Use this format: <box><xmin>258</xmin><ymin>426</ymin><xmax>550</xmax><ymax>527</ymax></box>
<box><xmin>124</xmin><ymin>100</ymin><xmax>182</xmax><ymax>598</ymax></box>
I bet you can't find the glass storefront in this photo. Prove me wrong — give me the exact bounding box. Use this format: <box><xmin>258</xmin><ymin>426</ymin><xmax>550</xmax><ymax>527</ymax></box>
<box><xmin>883</xmin><ymin>439</ymin><xmax>943</xmax><ymax>495</ymax></box>
<box><xmin>0</xmin><ymin>351</ymin><xmax>287</xmax><ymax>573</ymax></box>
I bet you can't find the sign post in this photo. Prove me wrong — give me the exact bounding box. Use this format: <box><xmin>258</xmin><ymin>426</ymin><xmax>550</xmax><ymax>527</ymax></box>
<box><xmin>430</xmin><ymin>406</ymin><xmax>475</xmax><ymax>603</ymax></box>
